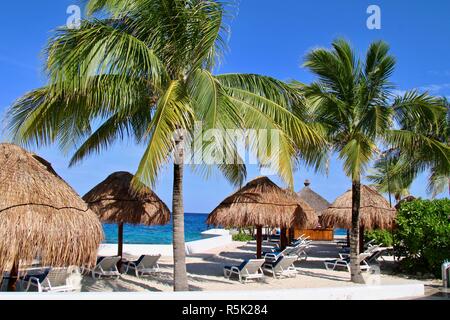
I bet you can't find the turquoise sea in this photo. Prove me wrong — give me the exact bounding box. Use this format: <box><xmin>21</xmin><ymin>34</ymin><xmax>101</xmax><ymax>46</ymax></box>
<box><xmin>103</xmin><ymin>213</ymin><xmax>348</xmax><ymax>244</ymax></box>
<box><xmin>103</xmin><ymin>213</ymin><xmax>212</xmax><ymax>244</ymax></box>
<box><xmin>334</xmin><ymin>228</ymin><xmax>348</xmax><ymax>236</ymax></box>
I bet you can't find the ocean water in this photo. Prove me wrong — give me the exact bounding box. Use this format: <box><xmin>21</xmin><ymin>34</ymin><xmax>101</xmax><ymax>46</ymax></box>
<box><xmin>103</xmin><ymin>213</ymin><xmax>349</xmax><ymax>244</ymax></box>
<box><xmin>103</xmin><ymin>213</ymin><xmax>212</xmax><ymax>245</ymax></box>
<box><xmin>334</xmin><ymin>228</ymin><xmax>348</xmax><ymax>236</ymax></box>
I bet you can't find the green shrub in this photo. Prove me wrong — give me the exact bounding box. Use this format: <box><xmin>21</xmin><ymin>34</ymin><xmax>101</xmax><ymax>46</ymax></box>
<box><xmin>394</xmin><ymin>199</ymin><xmax>450</xmax><ymax>277</ymax></box>
<box><xmin>365</xmin><ymin>229</ymin><xmax>394</xmax><ymax>247</ymax></box>
<box><xmin>232</xmin><ymin>233</ymin><xmax>254</xmax><ymax>242</ymax></box>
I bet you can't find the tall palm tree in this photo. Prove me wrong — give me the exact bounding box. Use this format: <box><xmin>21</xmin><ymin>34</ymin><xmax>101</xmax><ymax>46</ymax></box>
<box><xmin>388</xmin><ymin>96</ymin><xmax>450</xmax><ymax>198</ymax></box>
<box><xmin>303</xmin><ymin>39</ymin><xmax>448</xmax><ymax>283</ymax></box>
<box><xmin>7</xmin><ymin>0</ymin><xmax>323</xmax><ymax>291</ymax></box>
<box><xmin>427</xmin><ymin>97</ymin><xmax>450</xmax><ymax>196</ymax></box>
<box><xmin>367</xmin><ymin>150</ymin><xmax>414</xmax><ymax>203</ymax></box>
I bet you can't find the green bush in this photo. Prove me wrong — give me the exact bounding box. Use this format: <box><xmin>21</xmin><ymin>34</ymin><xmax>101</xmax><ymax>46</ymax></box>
<box><xmin>365</xmin><ymin>229</ymin><xmax>394</xmax><ymax>247</ymax></box>
<box><xmin>394</xmin><ymin>199</ymin><xmax>450</xmax><ymax>277</ymax></box>
<box><xmin>232</xmin><ymin>233</ymin><xmax>254</xmax><ymax>242</ymax></box>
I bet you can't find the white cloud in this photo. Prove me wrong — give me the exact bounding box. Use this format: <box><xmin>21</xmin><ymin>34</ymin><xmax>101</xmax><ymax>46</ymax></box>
<box><xmin>419</xmin><ymin>83</ymin><xmax>450</xmax><ymax>93</ymax></box>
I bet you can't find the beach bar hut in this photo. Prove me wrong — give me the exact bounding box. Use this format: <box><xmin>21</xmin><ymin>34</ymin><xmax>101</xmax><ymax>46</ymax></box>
<box><xmin>83</xmin><ymin>172</ymin><xmax>170</xmax><ymax>264</ymax></box>
<box><xmin>0</xmin><ymin>144</ymin><xmax>103</xmax><ymax>291</ymax></box>
<box><xmin>207</xmin><ymin>177</ymin><xmax>317</xmax><ymax>258</ymax></box>
<box><xmin>320</xmin><ymin>185</ymin><xmax>396</xmax><ymax>252</ymax></box>
<box><xmin>293</xmin><ymin>180</ymin><xmax>332</xmax><ymax>241</ymax></box>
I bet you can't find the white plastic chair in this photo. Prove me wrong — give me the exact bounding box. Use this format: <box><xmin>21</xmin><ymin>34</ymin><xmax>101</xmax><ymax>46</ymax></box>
<box><xmin>263</xmin><ymin>256</ymin><xmax>298</xmax><ymax>278</ymax></box>
<box><xmin>123</xmin><ymin>255</ymin><xmax>161</xmax><ymax>278</ymax></box>
<box><xmin>89</xmin><ymin>256</ymin><xmax>122</xmax><ymax>280</ymax></box>
<box><xmin>21</xmin><ymin>267</ymin><xmax>80</xmax><ymax>292</ymax></box>
<box><xmin>223</xmin><ymin>259</ymin><xmax>265</xmax><ymax>283</ymax></box>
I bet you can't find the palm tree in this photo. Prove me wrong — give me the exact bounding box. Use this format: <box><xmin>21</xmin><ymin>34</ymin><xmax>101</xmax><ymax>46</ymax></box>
<box><xmin>388</xmin><ymin>96</ymin><xmax>450</xmax><ymax>198</ymax></box>
<box><xmin>367</xmin><ymin>150</ymin><xmax>414</xmax><ymax>203</ymax></box>
<box><xmin>7</xmin><ymin>0</ymin><xmax>323</xmax><ymax>291</ymax></box>
<box><xmin>303</xmin><ymin>39</ymin><xmax>449</xmax><ymax>283</ymax></box>
<box><xmin>427</xmin><ymin>97</ymin><xmax>450</xmax><ymax>196</ymax></box>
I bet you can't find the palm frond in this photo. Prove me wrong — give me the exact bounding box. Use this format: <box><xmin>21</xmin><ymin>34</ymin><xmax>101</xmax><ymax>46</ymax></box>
<box><xmin>46</xmin><ymin>19</ymin><xmax>168</xmax><ymax>92</ymax></box>
<box><xmin>134</xmin><ymin>80</ymin><xmax>193</xmax><ymax>188</ymax></box>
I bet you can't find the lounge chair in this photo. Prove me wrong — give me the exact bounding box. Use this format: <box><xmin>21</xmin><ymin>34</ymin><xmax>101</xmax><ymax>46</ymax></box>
<box><xmin>291</xmin><ymin>235</ymin><xmax>310</xmax><ymax>246</ymax></box>
<box><xmin>89</xmin><ymin>256</ymin><xmax>122</xmax><ymax>280</ymax></box>
<box><xmin>264</xmin><ymin>240</ymin><xmax>311</xmax><ymax>261</ymax></box>
<box><xmin>20</xmin><ymin>267</ymin><xmax>80</xmax><ymax>292</ymax></box>
<box><xmin>263</xmin><ymin>256</ymin><xmax>298</xmax><ymax>278</ymax></box>
<box><xmin>324</xmin><ymin>253</ymin><xmax>372</xmax><ymax>272</ymax></box>
<box><xmin>123</xmin><ymin>255</ymin><xmax>161</xmax><ymax>278</ymax></box>
<box><xmin>339</xmin><ymin>244</ymin><xmax>381</xmax><ymax>257</ymax></box>
<box><xmin>365</xmin><ymin>246</ymin><xmax>394</xmax><ymax>264</ymax></box>
<box><xmin>339</xmin><ymin>239</ymin><xmax>378</xmax><ymax>253</ymax></box>
<box><xmin>290</xmin><ymin>243</ymin><xmax>310</xmax><ymax>261</ymax></box>
<box><xmin>263</xmin><ymin>246</ymin><xmax>297</xmax><ymax>262</ymax></box>
<box><xmin>223</xmin><ymin>259</ymin><xmax>265</xmax><ymax>283</ymax></box>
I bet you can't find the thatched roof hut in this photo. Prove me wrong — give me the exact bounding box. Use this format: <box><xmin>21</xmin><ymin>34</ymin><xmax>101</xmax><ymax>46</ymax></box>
<box><xmin>0</xmin><ymin>144</ymin><xmax>103</xmax><ymax>281</ymax></box>
<box><xmin>83</xmin><ymin>172</ymin><xmax>170</xmax><ymax>260</ymax></box>
<box><xmin>297</xmin><ymin>180</ymin><xmax>330</xmax><ymax>216</ymax></box>
<box><xmin>207</xmin><ymin>176</ymin><xmax>318</xmax><ymax>230</ymax></box>
<box><xmin>207</xmin><ymin>176</ymin><xmax>317</xmax><ymax>258</ymax></box>
<box><xmin>83</xmin><ymin>172</ymin><xmax>170</xmax><ymax>226</ymax></box>
<box><xmin>320</xmin><ymin>185</ymin><xmax>396</xmax><ymax>230</ymax></box>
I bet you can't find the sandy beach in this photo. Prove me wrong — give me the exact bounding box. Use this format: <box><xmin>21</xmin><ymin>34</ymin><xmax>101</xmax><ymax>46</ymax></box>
<box><xmin>81</xmin><ymin>240</ymin><xmax>442</xmax><ymax>296</ymax></box>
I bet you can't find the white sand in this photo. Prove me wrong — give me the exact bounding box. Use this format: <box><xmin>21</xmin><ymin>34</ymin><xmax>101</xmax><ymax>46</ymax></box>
<box><xmin>81</xmin><ymin>240</ymin><xmax>440</xmax><ymax>293</ymax></box>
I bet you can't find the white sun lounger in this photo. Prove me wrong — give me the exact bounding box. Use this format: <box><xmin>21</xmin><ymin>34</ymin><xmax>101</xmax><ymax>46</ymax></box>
<box><xmin>291</xmin><ymin>235</ymin><xmax>310</xmax><ymax>246</ymax></box>
<box><xmin>20</xmin><ymin>267</ymin><xmax>80</xmax><ymax>292</ymax></box>
<box><xmin>123</xmin><ymin>255</ymin><xmax>161</xmax><ymax>278</ymax></box>
<box><xmin>324</xmin><ymin>253</ymin><xmax>372</xmax><ymax>272</ymax></box>
<box><xmin>223</xmin><ymin>259</ymin><xmax>265</xmax><ymax>283</ymax></box>
<box><xmin>263</xmin><ymin>256</ymin><xmax>298</xmax><ymax>278</ymax></box>
<box><xmin>263</xmin><ymin>246</ymin><xmax>297</xmax><ymax>262</ymax></box>
<box><xmin>264</xmin><ymin>240</ymin><xmax>311</xmax><ymax>262</ymax></box>
<box><xmin>89</xmin><ymin>256</ymin><xmax>122</xmax><ymax>280</ymax></box>
<box><xmin>290</xmin><ymin>243</ymin><xmax>310</xmax><ymax>261</ymax></box>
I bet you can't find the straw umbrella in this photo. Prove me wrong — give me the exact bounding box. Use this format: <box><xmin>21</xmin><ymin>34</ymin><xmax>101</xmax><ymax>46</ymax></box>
<box><xmin>0</xmin><ymin>143</ymin><xmax>104</xmax><ymax>291</ymax></box>
<box><xmin>320</xmin><ymin>185</ymin><xmax>396</xmax><ymax>252</ymax></box>
<box><xmin>207</xmin><ymin>177</ymin><xmax>317</xmax><ymax>258</ymax></box>
<box><xmin>297</xmin><ymin>180</ymin><xmax>330</xmax><ymax>216</ymax></box>
<box><xmin>83</xmin><ymin>172</ymin><xmax>170</xmax><ymax>264</ymax></box>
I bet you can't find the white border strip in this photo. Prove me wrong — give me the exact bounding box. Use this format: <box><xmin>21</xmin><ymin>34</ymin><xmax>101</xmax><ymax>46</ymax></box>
<box><xmin>0</xmin><ymin>284</ymin><xmax>424</xmax><ymax>300</ymax></box>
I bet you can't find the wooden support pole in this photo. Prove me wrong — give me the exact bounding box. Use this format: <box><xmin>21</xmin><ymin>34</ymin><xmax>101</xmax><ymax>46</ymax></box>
<box><xmin>117</xmin><ymin>222</ymin><xmax>124</xmax><ymax>270</ymax></box>
<box><xmin>280</xmin><ymin>228</ymin><xmax>288</xmax><ymax>250</ymax></box>
<box><xmin>7</xmin><ymin>259</ymin><xmax>19</xmax><ymax>292</ymax></box>
<box><xmin>256</xmin><ymin>226</ymin><xmax>263</xmax><ymax>259</ymax></box>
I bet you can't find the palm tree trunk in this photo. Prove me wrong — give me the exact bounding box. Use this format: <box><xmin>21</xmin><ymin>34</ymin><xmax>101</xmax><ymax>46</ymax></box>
<box><xmin>172</xmin><ymin>138</ymin><xmax>188</xmax><ymax>292</ymax></box>
<box><xmin>350</xmin><ymin>180</ymin><xmax>364</xmax><ymax>283</ymax></box>
<box><xmin>359</xmin><ymin>226</ymin><xmax>365</xmax><ymax>254</ymax></box>
<box><xmin>346</xmin><ymin>229</ymin><xmax>350</xmax><ymax>247</ymax></box>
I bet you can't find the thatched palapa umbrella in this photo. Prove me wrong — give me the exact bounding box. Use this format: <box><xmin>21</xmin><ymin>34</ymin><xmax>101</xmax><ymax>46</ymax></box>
<box><xmin>207</xmin><ymin>176</ymin><xmax>317</xmax><ymax>258</ymax></box>
<box><xmin>83</xmin><ymin>172</ymin><xmax>170</xmax><ymax>263</ymax></box>
<box><xmin>0</xmin><ymin>144</ymin><xmax>104</xmax><ymax>291</ymax></box>
<box><xmin>297</xmin><ymin>180</ymin><xmax>330</xmax><ymax>216</ymax></box>
<box><xmin>320</xmin><ymin>185</ymin><xmax>396</xmax><ymax>252</ymax></box>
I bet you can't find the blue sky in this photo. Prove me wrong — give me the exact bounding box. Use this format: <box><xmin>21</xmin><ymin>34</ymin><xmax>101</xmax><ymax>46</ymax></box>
<box><xmin>0</xmin><ymin>1</ymin><xmax>449</xmax><ymax>213</ymax></box>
